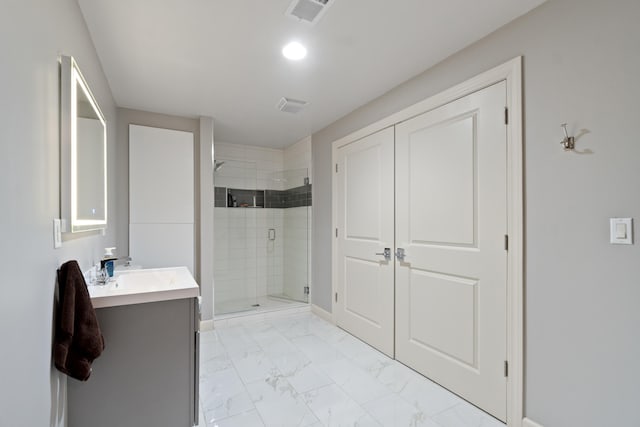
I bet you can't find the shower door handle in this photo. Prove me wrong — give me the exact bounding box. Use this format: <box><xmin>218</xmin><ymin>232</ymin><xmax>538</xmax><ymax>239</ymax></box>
<box><xmin>268</xmin><ymin>229</ymin><xmax>276</xmax><ymax>241</ymax></box>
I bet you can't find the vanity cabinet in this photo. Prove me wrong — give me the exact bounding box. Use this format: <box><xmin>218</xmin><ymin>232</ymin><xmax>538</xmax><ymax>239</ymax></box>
<box><xmin>68</xmin><ymin>294</ymin><xmax>199</xmax><ymax>427</ymax></box>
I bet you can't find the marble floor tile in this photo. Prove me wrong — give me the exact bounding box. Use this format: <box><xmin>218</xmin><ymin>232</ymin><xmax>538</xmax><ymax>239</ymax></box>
<box><xmin>331</xmin><ymin>332</ymin><xmax>381</xmax><ymax>361</ymax></box>
<box><xmin>200</xmin><ymin>367</ymin><xmax>255</xmax><ymax>423</ymax></box>
<box><xmin>369</xmin><ymin>361</ymin><xmax>425</xmax><ymax>394</ymax></box>
<box><xmin>259</xmin><ymin>334</ymin><xmax>301</xmax><ymax>360</ymax></box>
<box><xmin>317</xmin><ymin>358</ymin><xmax>392</xmax><ymax>405</ymax></box>
<box><xmin>290</xmin><ymin>334</ymin><xmax>345</xmax><ymax>364</ymax></box>
<box><xmin>245</xmin><ymin>323</ymin><xmax>284</xmax><ymax>349</ymax></box>
<box><xmin>271</xmin><ymin>313</ymin><xmax>316</xmax><ymax>339</ymax></box>
<box><xmin>270</xmin><ymin>349</ymin><xmax>333</xmax><ymax>394</ymax></box>
<box><xmin>246</xmin><ymin>376</ymin><xmax>319</xmax><ymax>426</ymax></box>
<box><xmin>207</xmin><ymin>409</ymin><xmax>265</xmax><ymax>427</ymax></box>
<box><xmin>431</xmin><ymin>402</ymin><xmax>505</xmax><ymax>427</ymax></box>
<box><xmin>200</xmin><ymin>353</ymin><xmax>234</xmax><ymax>377</ymax></box>
<box><xmin>310</xmin><ymin>321</ymin><xmax>350</xmax><ymax>346</ymax></box>
<box><xmin>398</xmin><ymin>376</ymin><xmax>461</xmax><ymax>417</ymax></box>
<box><xmin>362</xmin><ymin>394</ymin><xmax>438</xmax><ymax>427</ymax></box>
<box><xmin>285</xmin><ymin>362</ymin><xmax>334</xmax><ymax>395</ymax></box>
<box><xmin>200</xmin><ymin>331</ymin><xmax>228</xmax><ymax>363</ymax></box>
<box><xmin>205</xmin><ymin>311</ymin><xmax>506</xmax><ymax>427</ymax></box>
<box><xmin>231</xmin><ymin>350</ymin><xmax>280</xmax><ymax>384</ymax></box>
<box><xmin>302</xmin><ymin>384</ymin><xmax>382</xmax><ymax>427</ymax></box>
<box><xmin>216</xmin><ymin>325</ymin><xmax>261</xmax><ymax>357</ymax></box>
<box><xmin>349</xmin><ymin>346</ymin><xmax>394</xmax><ymax>374</ymax></box>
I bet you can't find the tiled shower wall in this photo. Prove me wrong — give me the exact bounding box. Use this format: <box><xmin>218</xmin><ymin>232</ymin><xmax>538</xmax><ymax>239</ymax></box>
<box><xmin>213</xmin><ymin>138</ymin><xmax>312</xmax><ymax>309</ymax></box>
<box><xmin>213</xmin><ymin>208</ymin><xmax>284</xmax><ymax>303</ymax></box>
<box><xmin>213</xmin><ymin>142</ymin><xmax>283</xmax><ymax>190</ymax></box>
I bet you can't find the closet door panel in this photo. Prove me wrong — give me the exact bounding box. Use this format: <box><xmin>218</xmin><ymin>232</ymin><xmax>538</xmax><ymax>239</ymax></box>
<box><xmin>335</xmin><ymin>127</ymin><xmax>395</xmax><ymax>357</ymax></box>
<box><xmin>395</xmin><ymin>81</ymin><xmax>508</xmax><ymax>421</ymax></box>
<box><xmin>408</xmin><ymin>115</ymin><xmax>475</xmax><ymax>246</ymax></box>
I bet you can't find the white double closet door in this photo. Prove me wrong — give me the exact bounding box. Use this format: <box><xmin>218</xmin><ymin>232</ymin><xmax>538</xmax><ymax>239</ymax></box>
<box><xmin>335</xmin><ymin>81</ymin><xmax>508</xmax><ymax>421</ymax></box>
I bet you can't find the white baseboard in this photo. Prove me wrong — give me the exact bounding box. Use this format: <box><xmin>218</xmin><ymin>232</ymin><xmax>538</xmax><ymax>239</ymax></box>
<box><xmin>200</xmin><ymin>319</ymin><xmax>214</xmax><ymax>331</ymax></box>
<box><xmin>311</xmin><ymin>304</ymin><xmax>333</xmax><ymax>323</ymax></box>
<box><xmin>523</xmin><ymin>418</ymin><xmax>544</xmax><ymax>427</ymax></box>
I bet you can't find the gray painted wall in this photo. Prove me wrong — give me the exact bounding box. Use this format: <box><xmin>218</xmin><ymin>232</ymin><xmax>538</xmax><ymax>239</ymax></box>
<box><xmin>0</xmin><ymin>1</ymin><xmax>118</xmax><ymax>425</ymax></box>
<box><xmin>312</xmin><ymin>0</ymin><xmax>640</xmax><ymax>425</ymax></box>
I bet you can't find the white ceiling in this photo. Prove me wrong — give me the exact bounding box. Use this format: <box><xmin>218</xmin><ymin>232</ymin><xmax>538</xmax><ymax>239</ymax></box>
<box><xmin>78</xmin><ymin>0</ymin><xmax>544</xmax><ymax>148</ymax></box>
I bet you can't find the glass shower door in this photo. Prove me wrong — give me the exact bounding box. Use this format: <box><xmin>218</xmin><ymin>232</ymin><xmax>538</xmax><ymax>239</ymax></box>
<box><xmin>266</xmin><ymin>168</ymin><xmax>310</xmax><ymax>303</ymax></box>
<box><xmin>213</xmin><ymin>159</ymin><xmax>258</xmax><ymax>315</ymax></box>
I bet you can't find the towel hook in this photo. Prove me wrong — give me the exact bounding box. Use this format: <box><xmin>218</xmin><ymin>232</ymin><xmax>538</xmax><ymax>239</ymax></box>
<box><xmin>560</xmin><ymin>123</ymin><xmax>575</xmax><ymax>151</ymax></box>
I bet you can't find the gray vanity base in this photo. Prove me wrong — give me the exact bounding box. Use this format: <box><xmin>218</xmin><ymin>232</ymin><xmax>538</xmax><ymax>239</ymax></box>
<box><xmin>68</xmin><ymin>297</ymin><xmax>197</xmax><ymax>427</ymax></box>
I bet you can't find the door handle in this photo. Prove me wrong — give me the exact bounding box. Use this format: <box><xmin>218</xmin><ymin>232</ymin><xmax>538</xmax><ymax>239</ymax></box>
<box><xmin>395</xmin><ymin>248</ymin><xmax>406</xmax><ymax>261</ymax></box>
<box><xmin>376</xmin><ymin>248</ymin><xmax>392</xmax><ymax>260</ymax></box>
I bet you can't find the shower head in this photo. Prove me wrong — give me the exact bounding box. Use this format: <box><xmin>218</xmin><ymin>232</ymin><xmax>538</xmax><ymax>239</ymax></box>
<box><xmin>214</xmin><ymin>160</ymin><xmax>225</xmax><ymax>172</ymax></box>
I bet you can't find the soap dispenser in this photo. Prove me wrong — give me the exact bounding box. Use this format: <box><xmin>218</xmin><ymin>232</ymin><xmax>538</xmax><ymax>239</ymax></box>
<box><xmin>100</xmin><ymin>247</ymin><xmax>117</xmax><ymax>278</ymax></box>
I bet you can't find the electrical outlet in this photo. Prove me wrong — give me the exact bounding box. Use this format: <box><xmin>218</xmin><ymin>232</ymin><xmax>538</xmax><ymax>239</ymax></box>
<box><xmin>53</xmin><ymin>219</ymin><xmax>62</xmax><ymax>249</ymax></box>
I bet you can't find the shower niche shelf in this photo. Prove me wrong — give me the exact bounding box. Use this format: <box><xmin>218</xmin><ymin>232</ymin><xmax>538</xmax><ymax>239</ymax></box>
<box><xmin>214</xmin><ymin>184</ymin><xmax>312</xmax><ymax>209</ymax></box>
<box><xmin>223</xmin><ymin>188</ymin><xmax>265</xmax><ymax>208</ymax></box>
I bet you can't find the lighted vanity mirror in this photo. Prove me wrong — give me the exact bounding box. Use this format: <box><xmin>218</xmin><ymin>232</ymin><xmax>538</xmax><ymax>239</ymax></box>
<box><xmin>60</xmin><ymin>55</ymin><xmax>107</xmax><ymax>232</ymax></box>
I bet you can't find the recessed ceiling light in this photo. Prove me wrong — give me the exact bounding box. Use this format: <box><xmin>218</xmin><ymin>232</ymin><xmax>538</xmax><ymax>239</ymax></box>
<box><xmin>282</xmin><ymin>42</ymin><xmax>307</xmax><ymax>60</ymax></box>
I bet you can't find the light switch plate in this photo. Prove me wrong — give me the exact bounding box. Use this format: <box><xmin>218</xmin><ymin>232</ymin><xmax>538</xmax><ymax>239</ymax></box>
<box><xmin>53</xmin><ymin>218</ymin><xmax>62</xmax><ymax>249</ymax></box>
<box><xmin>610</xmin><ymin>218</ymin><xmax>633</xmax><ymax>245</ymax></box>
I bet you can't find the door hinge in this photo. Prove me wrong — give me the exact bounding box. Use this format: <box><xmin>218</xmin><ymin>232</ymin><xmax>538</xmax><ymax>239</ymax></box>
<box><xmin>335</xmin><ymin>292</ymin><xmax>338</xmax><ymax>303</ymax></box>
<box><xmin>335</xmin><ymin>163</ymin><xmax>338</xmax><ymax>173</ymax></box>
<box><xmin>504</xmin><ymin>107</ymin><xmax>509</xmax><ymax>125</ymax></box>
<box><xmin>504</xmin><ymin>234</ymin><xmax>509</xmax><ymax>251</ymax></box>
<box><xmin>504</xmin><ymin>360</ymin><xmax>509</xmax><ymax>377</ymax></box>
<box><xmin>304</xmin><ymin>286</ymin><xmax>310</xmax><ymax>295</ymax></box>
<box><xmin>335</xmin><ymin>228</ymin><xmax>338</xmax><ymax>238</ymax></box>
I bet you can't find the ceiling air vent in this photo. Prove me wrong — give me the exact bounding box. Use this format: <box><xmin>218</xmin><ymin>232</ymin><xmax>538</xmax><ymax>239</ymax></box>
<box><xmin>285</xmin><ymin>0</ymin><xmax>332</xmax><ymax>25</ymax></box>
<box><xmin>277</xmin><ymin>97</ymin><xmax>308</xmax><ymax>114</ymax></box>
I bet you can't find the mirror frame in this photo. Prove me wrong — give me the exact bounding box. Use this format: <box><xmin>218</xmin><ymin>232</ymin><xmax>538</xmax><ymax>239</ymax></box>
<box><xmin>60</xmin><ymin>55</ymin><xmax>107</xmax><ymax>233</ymax></box>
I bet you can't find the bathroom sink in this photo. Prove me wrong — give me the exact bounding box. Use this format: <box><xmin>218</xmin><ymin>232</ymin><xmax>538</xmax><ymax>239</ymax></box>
<box><xmin>89</xmin><ymin>266</ymin><xmax>199</xmax><ymax>308</ymax></box>
<box><xmin>116</xmin><ymin>269</ymin><xmax>177</xmax><ymax>289</ymax></box>
<box><xmin>114</xmin><ymin>264</ymin><xmax>142</xmax><ymax>273</ymax></box>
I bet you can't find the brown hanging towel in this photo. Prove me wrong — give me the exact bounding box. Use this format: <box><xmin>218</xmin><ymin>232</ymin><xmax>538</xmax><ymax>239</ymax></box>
<box><xmin>54</xmin><ymin>260</ymin><xmax>105</xmax><ymax>381</ymax></box>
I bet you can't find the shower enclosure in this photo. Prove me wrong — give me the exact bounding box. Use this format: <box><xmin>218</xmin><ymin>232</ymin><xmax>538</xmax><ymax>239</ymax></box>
<box><xmin>213</xmin><ymin>159</ymin><xmax>258</xmax><ymax>314</ymax></box>
<box><xmin>266</xmin><ymin>168</ymin><xmax>311</xmax><ymax>303</ymax></box>
<box><xmin>213</xmin><ymin>160</ymin><xmax>310</xmax><ymax>315</ymax></box>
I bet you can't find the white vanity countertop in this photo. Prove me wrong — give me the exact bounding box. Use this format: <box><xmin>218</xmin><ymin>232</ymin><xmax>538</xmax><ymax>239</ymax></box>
<box><xmin>88</xmin><ymin>266</ymin><xmax>199</xmax><ymax>309</ymax></box>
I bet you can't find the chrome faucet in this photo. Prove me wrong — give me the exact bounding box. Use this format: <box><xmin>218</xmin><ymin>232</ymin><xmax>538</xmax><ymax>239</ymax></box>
<box><xmin>118</xmin><ymin>256</ymin><xmax>132</xmax><ymax>267</ymax></box>
<box><xmin>96</xmin><ymin>267</ymin><xmax>108</xmax><ymax>285</ymax></box>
